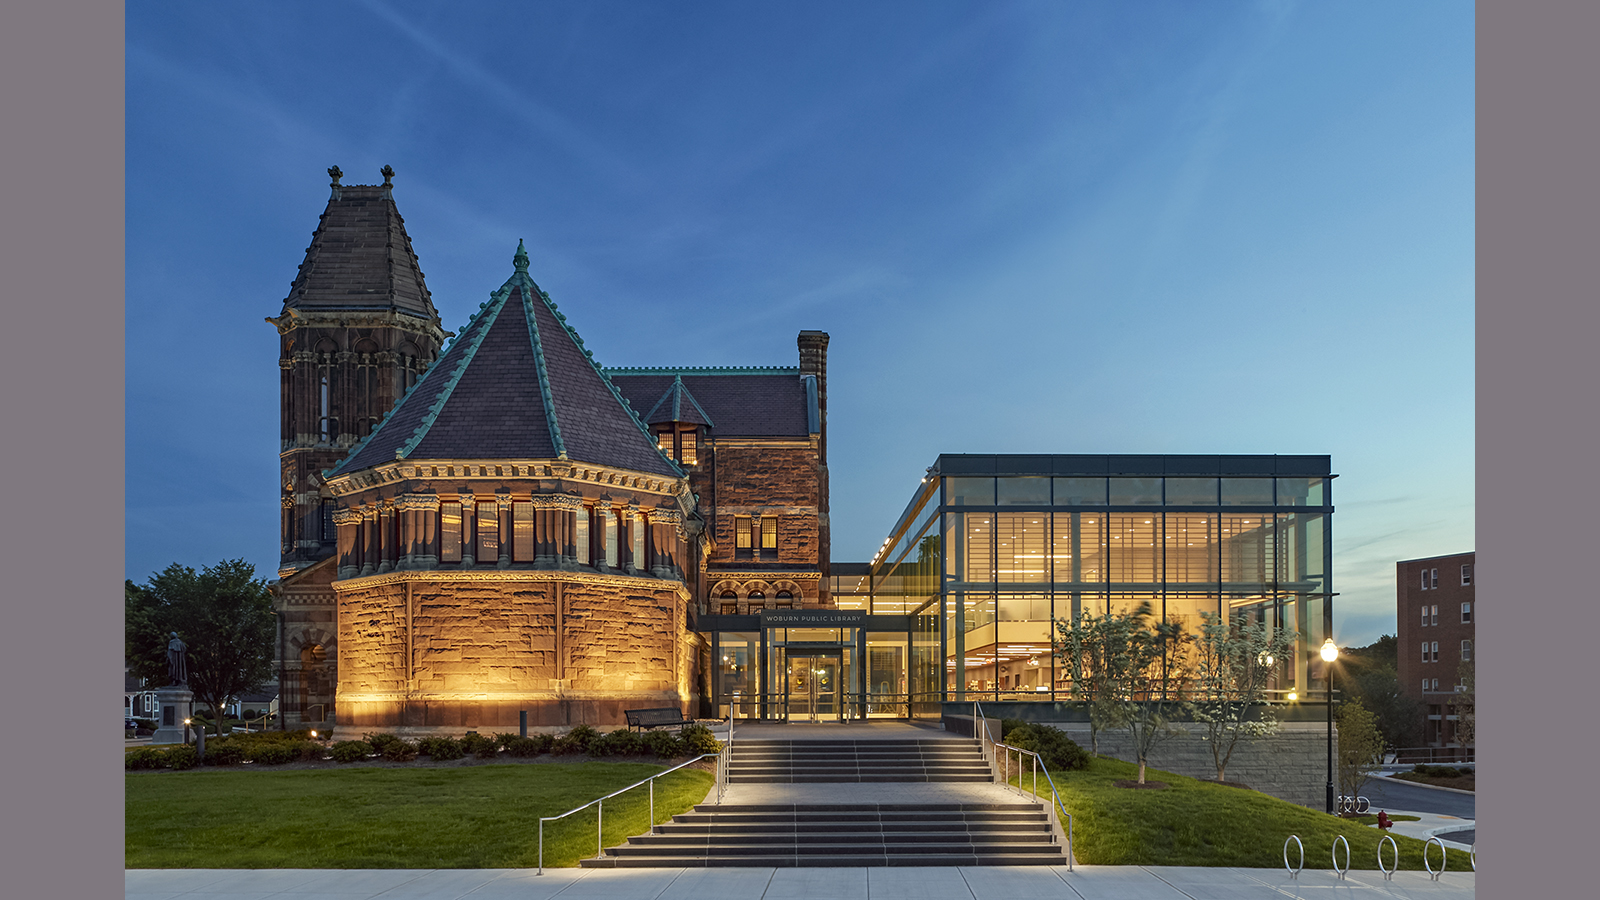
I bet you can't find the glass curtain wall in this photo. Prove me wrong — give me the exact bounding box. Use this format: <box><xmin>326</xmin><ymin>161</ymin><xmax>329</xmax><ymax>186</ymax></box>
<box><xmin>872</xmin><ymin>466</ymin><xmax>1332</xmax><ymax>705</ymax></box>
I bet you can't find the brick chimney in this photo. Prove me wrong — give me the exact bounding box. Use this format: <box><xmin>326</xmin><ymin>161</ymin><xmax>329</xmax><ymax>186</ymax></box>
<box><xmin>798</xmin><ymin>331</ymin><xmax>830</xmax><ymax>604</ymax></box>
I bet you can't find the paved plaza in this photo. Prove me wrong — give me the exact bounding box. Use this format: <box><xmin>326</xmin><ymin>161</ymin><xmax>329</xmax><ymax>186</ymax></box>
<box><xmin>125</xmin><ymin>864</ymin><xmax>1475</xmax><ymax>899</ymax></box>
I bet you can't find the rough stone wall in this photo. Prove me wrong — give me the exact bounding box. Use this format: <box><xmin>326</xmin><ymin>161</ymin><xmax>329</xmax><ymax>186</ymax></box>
<box><xmin>272</xmin><ymin>560</ymin><xmax>338</xmax><ymax>725</ymax></box>
<box><xmin>335</xmin><ymin>575</ymin><xmax>690</xmax><ymax>730</ymax></box>
<box><xmin>1043</xmin><ymin>722</ymin><xmax>1335</xmax><ymax>808</ymax></box>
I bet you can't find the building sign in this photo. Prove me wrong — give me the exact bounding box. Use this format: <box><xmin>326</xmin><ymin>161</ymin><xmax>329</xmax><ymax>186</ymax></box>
<box><xmin>760</xmin><ymin>609</ymin><xmax>867</xmax><ymax>627</ymax></box>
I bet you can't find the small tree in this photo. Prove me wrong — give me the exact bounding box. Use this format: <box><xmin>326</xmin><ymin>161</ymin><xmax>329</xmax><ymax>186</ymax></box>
<box><xmin>1115</xmin><ymin>604</ymin><xmax>1192</xmax><ymax>785</ymax></box>
<box><xmin>1336</xmin><ymin>698</ymin><xmax>1385</xmax><ymax>804</ymax></box>
<box><xmin>1054</xmin><ymin>605</ymin><xmax>1140</xmax><ymax>755</ymax></box>
<box><xmin>1191</xmin><ymin>612</ymin><xmax>1298</xmax><ymax>783</ymax></box>
<box><xmin>1453</xmin><ymin>657</ymin><xmax>1475</xmax><ymax>749</ymax></box>
<box><xmin>126</xmin><ymin>560</ymin><xmax>277</xmax><ymax>735</ymax></box>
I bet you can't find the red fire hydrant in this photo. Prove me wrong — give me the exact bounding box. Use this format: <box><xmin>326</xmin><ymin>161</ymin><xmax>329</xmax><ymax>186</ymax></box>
<box><xmin>1376</xmin><ymin>810</ymin><xmax>1393</xmax><ymax>831</ymax></box>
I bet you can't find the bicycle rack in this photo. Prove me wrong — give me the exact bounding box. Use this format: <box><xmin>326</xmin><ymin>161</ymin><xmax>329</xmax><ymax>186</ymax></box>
<box><xmin>1471</xmin><ymin>843</ymin><xmax>1476</xmax><ymax>872</ymax></box>
<box><xmin>1283</xmin><ymin>835</ymin><xmax>1304</xmax><ymax>879</ymax></box>
<box><xmin>1423</xmin><ymin>836</ymin><xmax>1447</xmax><ymax>881</ymax></box>
<box><xmin>1377</xmin><ymin>835</ymin><xmax>1398</xmax><ymax>880</ymax></box>
<box><xmin>1331</xmin><ymin>834</ymin><xmax>1350</xmax><ymax>880</ymax></box>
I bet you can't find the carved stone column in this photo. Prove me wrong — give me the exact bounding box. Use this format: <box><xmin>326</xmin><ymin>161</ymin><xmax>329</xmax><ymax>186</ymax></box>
<box><xmin>652</xmin><ymin>508</ymin><xmax>683</xmax><ymax>578</ymax></box>
<box><xmin>496</xmin><ymin>492</ymin><xmax>513</xmax><ymax>569</ymax></box>
<box><xmin>417</xmin><ymin>493</ymin><xmax>441</xmax><ymax>568</ymax></box>
<box><xmin>377</xmin><ymin>499</ymin><xmax>396</xmax><ymax>574</ymax></box>
<box><xmin>459</xmin><ymin>492</ymin><xmax>476</xmax><ymax>567</ymax></box>
<box><xmin>360</xmin><ymin>504</ymin><xmax>378</xmax><ymax>577</ymax></box>
<box><xmin>332</xmin><ymin>507</ymin><xmax>363</xmax><ymax>579</ymax></box>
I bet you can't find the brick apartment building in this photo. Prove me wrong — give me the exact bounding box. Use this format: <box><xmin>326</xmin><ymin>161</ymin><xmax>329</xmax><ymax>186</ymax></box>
<box><xmin>267</xmin><ymin>168</ymin><xmax>828</xmax><ymax>730</ymax></box>
<box><xmin>1395</xmin><ymin>551</ymin><xmax>1475</xmax><ymax>751</ymax></box>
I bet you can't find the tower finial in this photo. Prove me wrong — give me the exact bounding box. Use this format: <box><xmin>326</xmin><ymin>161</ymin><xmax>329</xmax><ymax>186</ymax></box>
<box><xmin>380</xmin><ymin>165</ymin><xmax>394</xmax><ymax>186</ymax></box>
<box><xmin>327</xmin><ymin>165</ymin><xmax>343</xmax><ymax>186</ymax></box>
<box><xmin>513</xmin><ymin>239</ymin><xmax>529</xmax><ymax>273</ymax></box>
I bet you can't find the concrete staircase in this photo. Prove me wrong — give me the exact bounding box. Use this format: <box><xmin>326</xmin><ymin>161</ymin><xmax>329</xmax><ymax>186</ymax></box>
<box><xmin>584</xmin><ymin>801</ymin><xmax>1065</xmax><ymax>867</ymax></box>
<box><xmin>585</xmin><ymin>735</ymin><xmax>1070</xmax><ymax>867</ymax></box>
<box><xmin>728</xmin><ymin>738</ymin><xmax>994</xmax><ymax>783</ymax></box>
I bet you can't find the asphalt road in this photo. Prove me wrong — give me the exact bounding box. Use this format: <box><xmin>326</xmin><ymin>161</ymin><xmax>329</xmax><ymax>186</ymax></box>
<box><xmin>1359</xmin><ymin>776</ymin><xmax>1475</xmax><ymax>819</ymax></box>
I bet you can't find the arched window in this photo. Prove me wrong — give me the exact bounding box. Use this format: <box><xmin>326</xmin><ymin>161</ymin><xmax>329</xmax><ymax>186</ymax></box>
<box><xmin>719</xmin><ymin>591</ymin><xmax>737</xmax><ymax>615</ymax></box>
<box><xmin>747</xmin><ymin>590</ymin><xmax>765</xmax><ymax>606</ymax></box>
<box><xmin>775</xmin><ymin>590</ymin><xmax>793</xmax><ymax>606</ymax></box>
<box><xmin>300</xmin><ymin>643</ymin><xmax>326</xmax><ymax>666</ymax></box>
<box><xmin>318</xmin><ymin>372</ymin><xmax>331</xmax><ymax>441</ymax></box>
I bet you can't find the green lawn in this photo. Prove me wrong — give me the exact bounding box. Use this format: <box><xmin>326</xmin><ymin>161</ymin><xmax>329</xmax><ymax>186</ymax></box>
<box><xmin>1012</xmin><ymin>757</ymin><xmax>1472</xmax><ymax>871</ymax></box>
<box><xmin>126</xmin><ymin>762</ymin><xmax>713</xmax><ymax>869</ymax></box>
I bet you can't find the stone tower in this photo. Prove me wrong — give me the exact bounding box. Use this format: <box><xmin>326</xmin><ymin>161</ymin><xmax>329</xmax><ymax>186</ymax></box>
<box><xmin>265</xmin><ymin>166</ymin><xmax>448</xmax><ymax>577</ymax></box>
<box><xmin>266</xmin><ymin>166</ymin><xmax>447</xmax><ymax>728</ymax></box>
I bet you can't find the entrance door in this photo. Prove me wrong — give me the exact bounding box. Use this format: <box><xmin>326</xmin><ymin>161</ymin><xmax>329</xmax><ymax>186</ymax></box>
<box><xmin>787</xmin><ymin>655</ymin><xmax>840</xmax><ymax>722</ymax></box>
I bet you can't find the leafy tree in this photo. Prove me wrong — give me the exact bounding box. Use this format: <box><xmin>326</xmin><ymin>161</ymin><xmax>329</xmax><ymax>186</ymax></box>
<box><xmin>1059</xmin><ymin>601</ymin><xmax>1192</xmax><ymax>783</ymax></box>
<box><xmin>126</xmin><ymin>560</ymin><xmax>276</xmax><ymax>734</ymax></box>
<box><xmin>1054</xmin><ymin>605</ymin><xmax>1140</xmax><ymax>755</ymax></box>
<box><xmin>1337</xmin><ymin>635</ymin><xmax>1424</xmax><ymax>751</ymax></box>
<box><xmin>1191</xmin><ymin>612</ymin><xmax>1298</xmax><ymax>782</ymax></box>
<box><xmin>1453</xmin><ymin>656</ymin><xmax>1475</xmax><ymax>748</ymax></box>
<box><xmin>1335</xmin><ymin>698</ymin><xmax>1385</xmax><ymax>803</ymax></box>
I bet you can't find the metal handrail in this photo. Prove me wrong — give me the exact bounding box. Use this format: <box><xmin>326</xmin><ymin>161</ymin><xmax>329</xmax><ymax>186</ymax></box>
<box><xmin>536</xmin><ymin>752</ymin><xmax>720</xmax><ymax>874</ymax></box>
<box><xmin>974</xmin><ymin>702</ymin><xmax>1074</xmax><ymax>870</ymax></box>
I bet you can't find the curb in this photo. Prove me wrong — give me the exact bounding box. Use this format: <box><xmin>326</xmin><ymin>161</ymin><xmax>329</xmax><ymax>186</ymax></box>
<box><xmin>1371</xmin><ymin>774</ymin><xmax>1476</xmax><ymax>796</ymax></box>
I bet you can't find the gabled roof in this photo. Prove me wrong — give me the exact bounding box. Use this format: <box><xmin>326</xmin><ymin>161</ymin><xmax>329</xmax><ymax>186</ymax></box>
<box><xmin>329</xmin><ymin>242</ymin><xmax>681</xmax><ymax>479</ymax></box>
<box><xmin>278</xmin><ymin>170</ymin><xmax>438</xmax><ymax>320</ymax></box>
<box><xmin>642</xmin><ymin>376</ymin><xmax>714</xmax><ymax>428</ymax></box>
<box><xmin>606</xmin><ymin>368</ymin><xmax>813</xmax><ymax>438</ymax></box>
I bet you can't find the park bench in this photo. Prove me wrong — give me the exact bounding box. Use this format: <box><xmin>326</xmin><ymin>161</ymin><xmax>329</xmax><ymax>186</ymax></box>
<box><xmin>625</xmin><ymin>707</ymin><xmax>693</xmax><ymax>733</ymax></box>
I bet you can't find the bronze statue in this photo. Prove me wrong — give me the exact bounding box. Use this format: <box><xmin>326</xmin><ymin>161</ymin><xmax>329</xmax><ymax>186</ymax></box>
<box><xmin>166</xmin><ymin>632</ymin><xmax>188</xmax><ymax>686</ymax></box>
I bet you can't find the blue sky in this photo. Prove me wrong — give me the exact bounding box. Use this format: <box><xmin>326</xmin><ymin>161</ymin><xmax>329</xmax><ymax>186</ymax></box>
<box><xmin>126</xmin><ymin>1</ymin><xmax>1473</xmax><ymax>647</ymax></box>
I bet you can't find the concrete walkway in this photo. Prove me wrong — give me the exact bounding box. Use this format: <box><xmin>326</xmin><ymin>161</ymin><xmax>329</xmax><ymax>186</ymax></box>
<box><xmin>125</xmin><ymin>865</ymin><xmax>1475</xmax><ymax>899</ymax></box>
<box><xmin>1366</xmin><ymin>809</ymin><xmax>1475</xmax><ymax>852</ymax></box>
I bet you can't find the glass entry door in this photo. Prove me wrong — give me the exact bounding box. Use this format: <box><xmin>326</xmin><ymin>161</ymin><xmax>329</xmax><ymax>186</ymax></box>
<box><xmin>786</xmin><ymin>654</ymin><xmax>841</xmax><ymax>722</ymax></box>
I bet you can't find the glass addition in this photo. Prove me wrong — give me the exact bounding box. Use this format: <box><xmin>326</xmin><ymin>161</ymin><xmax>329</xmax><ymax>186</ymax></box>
<box><xmin>1275</xmin><ymin>477</ymin><xmax>1324</xmax><ymax>507</ymax></box>
<box><xmin>1221</xmin><ymin>478</ymin><xmax>1274</xmax><ymax>506</ymax></box>
<box><xmin>945</xmin><ymin>477</ymin><xmax>995</xmax><ymax>506</ymax></box>
<box><xmin>1109</xmin><ymin>478</ymin><xmax>1162</xmax><ymax>505</ymax></box>
<box><xmin>1054</xmin><ymin>477</ymin><xmax>1106</xmax><ymax>505</ymax></box>
<box><xmin>996</xmin><ymin>476</ymin><xmax>1050</xmax><ymax>505</ymax></box>
<box><xmin>1164</xmin><ymin>477</ymin><xmax>1219</xmax><ymax>506</ymax></box>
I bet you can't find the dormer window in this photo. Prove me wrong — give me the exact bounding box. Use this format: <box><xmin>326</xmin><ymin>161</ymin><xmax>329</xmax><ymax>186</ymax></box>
<box><xmin>657</xmin><ymin>427</ymin><xmax>699</xmax><ymax>466</ymax></box>
<box><xmin>680</xmin><ymin>430</ymin><xmax>697</xmax><ymax>466</ymax></box>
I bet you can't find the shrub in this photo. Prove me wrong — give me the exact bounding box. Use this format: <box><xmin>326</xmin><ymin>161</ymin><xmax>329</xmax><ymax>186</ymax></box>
<box><xmin>380</xmin><ymin>739</ymin><xmax>418</xmax><ymax>762</ymax></box>
<box><xmin>204</xmin><ymin>741</ymin><xmax>247</xmax><ymax>766</ymax></box>
<box><xmin>553</xmin><ymin>724</ymin><xmax>601</xmax><ymax>755</ymax></box>
<box><xmin>418</xmin><ymin>737</ymin><xmax>465</xmax><ymax>761</ymax></box>
<box><xmin>330</xmin><ymin>740</ymin><xmax>374</xmax><ymax>763</ymax></box>
<box><xmin>125</xmin><ymin>747</ymin><xmax>166</xmax><ymax>770</ymax></box>
<box><xmin>502</xmin><ymin>736</ymin><xmax>546</xmax><ymax>758</ymax></box>
<box><xmin>165</xmin><ymin>745</ymin><xmax>199</xmax><ymax>770</ymax></box>
<box><xmin>461</xmin><ymin>732</ymin><xmax>499</xmax><ymax>758</ymax></box>
<box><xmin>249</xmin><ymin>743</ymin><xmax>297</xmax><ymax>765</ymax></box>
<box><xmin>592</xmin><ymin>729</ymin><xmax>644</xmax><ymax>757</ymax></box>
<box><xmin>1004</xmin><ymin>723</ymin><xmax>1090</xmax><ymax>772</ymax></box>
<box><xmin>364</xmin><ymin>733</ymin><xmax>404</xmax><ymax>754</ymax></box>
<box><xmin>641</xmin><ymin>730</ymin><xmax>684</xmax><ymax>759</ymax></box>
<box><xmin>680</xmin><ymin>723</ymin><xmax>722</xmax><ymax>756</ymax></box>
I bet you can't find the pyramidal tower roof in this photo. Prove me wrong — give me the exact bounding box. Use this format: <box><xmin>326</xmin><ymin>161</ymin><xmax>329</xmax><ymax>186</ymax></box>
<box><xmin>330</xmin><ymin>241</ymin><xmax>682</xmax><ymax>479</ymax></box>
<box><xmin>278</xmin><ymin>165</ymin><xmax>438</xmax><ymax>319</ymax></box>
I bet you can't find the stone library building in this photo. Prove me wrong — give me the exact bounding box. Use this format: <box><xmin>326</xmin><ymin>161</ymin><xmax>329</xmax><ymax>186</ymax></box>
<box><xmin>268</xmin><ymin>169</ymin><xmax>1333</xmax><ymax>733</ymax></box>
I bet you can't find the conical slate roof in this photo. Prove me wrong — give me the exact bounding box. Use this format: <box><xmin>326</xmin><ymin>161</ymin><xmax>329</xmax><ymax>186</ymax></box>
<box><xmin>642</xmin><ymin>376</ymin><xmax>714</xmax><ymax>428</ymax></box>
<box><xmin>330</xmin><ymin>242</ymin><xmax>681</xmax><ymax>479</ymax></box>
<box><xmin>278</xmin><ymin>169</ymin><xmax>438</xmax><ymax>319</ymax></box>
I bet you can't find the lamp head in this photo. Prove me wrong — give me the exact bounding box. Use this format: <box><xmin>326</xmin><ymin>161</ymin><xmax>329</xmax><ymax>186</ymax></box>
<box><xmin>1320</xmin><ymin>639</ymin><xmax>1339</xmax><ymax>663</ymax></box>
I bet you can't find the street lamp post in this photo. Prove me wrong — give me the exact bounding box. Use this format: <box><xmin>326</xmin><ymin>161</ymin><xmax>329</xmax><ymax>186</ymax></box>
<box><xmin>1322</xmin><ymin>638</ymin><xmax>1339</xmax><ymax>815</ymax></box>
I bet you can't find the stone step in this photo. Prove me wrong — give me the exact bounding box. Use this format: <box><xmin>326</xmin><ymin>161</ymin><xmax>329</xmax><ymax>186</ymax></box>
<box><xmin>582</xmin><ymin>851</ymin><xmax>1067</xmax><ymax>868</ymax></box>
<box><xmin>666</xmin><ymin>813</ymin><xmax>1049</xmax><ymax>827</ymax></box>
<box><xmin>629</xmin><ymin>830</ymin><xmax>1052</xmax><ymax>845</ymax></box>
<box><xmin>726</xmin><ymin>773</ymin><xmax>996</xmax><ymax>783</ymax></box>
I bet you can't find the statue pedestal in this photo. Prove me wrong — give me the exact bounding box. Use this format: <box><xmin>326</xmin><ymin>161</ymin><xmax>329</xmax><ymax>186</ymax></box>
<box><xmin>150</xmin><ymin>688</ymin><xmax>194</xmax><ymax>745</ymax></box>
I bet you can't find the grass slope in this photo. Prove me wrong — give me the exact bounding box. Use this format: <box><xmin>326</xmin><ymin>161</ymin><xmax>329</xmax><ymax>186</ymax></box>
<box><xmin>126</xmin><ymin>762</ymin><xmax>712</xmax><ymax>869</ymax></box>
<box><xmin>1015</xmin><ymin>757</ymin><xmax>1471</xmax><ymax>871</ymax></box>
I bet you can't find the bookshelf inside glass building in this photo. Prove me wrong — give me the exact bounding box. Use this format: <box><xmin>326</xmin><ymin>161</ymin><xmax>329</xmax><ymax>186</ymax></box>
<box><xmin>858</xmin><ymin>455</ymin><xmax>1334</xmax><ymax>708</ymax></box>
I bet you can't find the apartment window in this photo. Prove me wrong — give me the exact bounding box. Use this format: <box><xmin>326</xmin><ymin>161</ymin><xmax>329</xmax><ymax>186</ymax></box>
<box><xmin>1461</xmin><ymin>564</ymin><xmax>1472</xmax><ymax>586</ymax></box>
<box><xmin>734</xmin><ymin>517</ymin><xmax>753</xmax><ymax>556</ymax></box>
<box><xmin>760</xmin><ymin>516</ymin><xmax>778</xmax><ymax>555</ymax></box>
<box><xmin>1461</xmin><ymin>601</ymin><xmax>1472</xmax><ymax>624</ymax></box>
<box><xmin>1431</xmin><ymin>641</ymin><xmax>1439</xmax><ymax>662</ymax></box>
<box><xmin>1431</xmin><ymin>605</ymin><xmax>1439</xmax><ymax>626</ymax></box>
<box><xmin>1422</xmin><ymin>679</ymin><xmax>1429</xmax><ymax>693</ymax></box>
<box><xmin>1461</xmin><ymin>640</ymin><xmax>1472</xmax><ymax>661</ymax></box>
<box><xmin>1421</xmin><ymin>606</ymin><xmax>1429</xmax><ymax>627</ymax></box>
<box><xmin>1431</xmin><ymin>678</ymin><xmax>1439</xmax><ymax>691</ymax></box>
<box><xmin>1430</xmin><ymin>568</ymin><xmax>1439</xmax><ymax>589</ymax></box>
<box><xmin>1420</xmin><ymin>570</ymin><xmax>1429</xmax><ymax>590</ymax></box>
<box><xmin>1421</xmin><ymin>642</ymin><xmax>1430</xmax><ymax>663</ymax></box>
